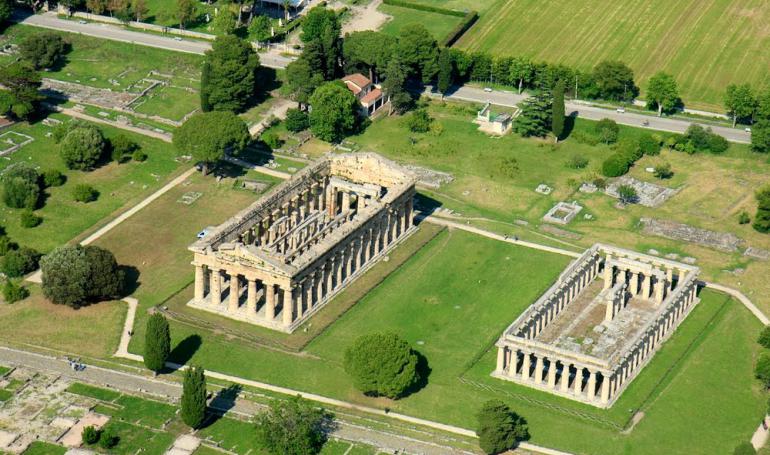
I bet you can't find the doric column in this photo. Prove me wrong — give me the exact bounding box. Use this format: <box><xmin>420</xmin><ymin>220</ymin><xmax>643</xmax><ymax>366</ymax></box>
<box><xmin>364</xmin><ymin>228</ymin><xmax>373</xmax><ymax>262</ymax></box>
<box><xmin>496</xmin><ymin>347</ymin><xmax>506</xmax><ymax>372</ymax></box>
<box><xmin>521</xmin><ymin>352</ymin><xmax>531</xmax><ymax>381</ymax></box>
<box><xmin>655</xmin><ymin>276</ymin><xmax>666</xmax><ymax>304</ymax></box>
<box><xmin>534</xmin><ymin>356</ymin><xmax>544</xmax><ymax>383</ymax></box>
<box><xmin>587</xmin><ymin>370</ymin><xmax>597</xmax><ymax>400</ymax></box>
<box><xmin>265</xmin><ymin>283</ymin><xmax>276</xmax><ymax>320</ymax></box>
<box><xmin>345</xmin><ymin>244</ymin><xmax>353</xmax><ymax>278</ymax></box>
<box><xmin>667</xmin><ymin>268</ymin><xmax>674</xmax><ymax>291</ymax></box>
<box><xmin>603</xmin><ymin>256</ymin><xmax>613</xmax><ymax>289</ymax></box>
<box><xmin>326</xmin><ymin>259</ymin><xmax>334</xmax><ymax>292</ymax></box>
<box><xmin>600</xmin><ymin>374</ymin><xmax>611</xmax><ymax>403</ymax></box>
<box><xmin>335</xmin><ymin>251</ymin><xmax>344</xmax><ymax>286</ymax></box>
<box><xmin>560</xmin><ymin>365</ymin><xmax>570</xmax><ymax>392</ymax></box>
<box><xmin>547</xmin><ymin>360</ymin><xmax>557</xmax><ymax>388</ymax></box>
<box><xmin>405</xmin><ymin>198</ymin><xmax>413</xmax><ymax>230</ymax></box>
<box><xmin>246</xmin><ymin>279</ymin><xmax>257</xmax><ymax>313</ymax></box>
<box><xmin>327</xmin><ymin>185</ymin><xmax>336</xmax><ymax>216</ymax></box>
<box><xmin>641</xmin><ymin>273</ymin><xmax>651</xmax><ymax>299</ymax></box>
<box><xmin>282</xmin><ymin>287</ymin><xmax>294</xmax><ymax>326</ymax></box>
<box><xmin>629</xmin><ymin>272</ymin><xmax>639</xmax><ymax>296</ymax></box>
<box><xmin>342</xmin><ymin>191</ymin><xmax>351</xmax><ymax>214</ymax></box>
<box><xmin>314</xmin><ymin>271</ymin><xmax>323</xmax><ymax>305</ymax></box>
<box><xmin>194</xmin><ymin>265</ymin><xmax>206</xmax><ymax>301</ymax></box>
<box><xmin>573</xmin><ymin>367</ymin><xmax>583</xmax><ymax>395</ymax></box>
<box><xmin>228</xmin><ymin>273</ymin><xmax>240</xmax><ymax>312</ymax></box>
<box><xmin>356</xmin><ymin>236</ymin><xmax>363</xmax><ymax>270</ymax></box>
<box><xmin>210</xmin><ymin>268</ymin><xmax>222</xmax><ymax>306</ymax></box>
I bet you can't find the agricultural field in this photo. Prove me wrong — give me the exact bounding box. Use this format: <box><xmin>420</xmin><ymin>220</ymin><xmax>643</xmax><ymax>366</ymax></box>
<box><xmin>377</xmin><ymin>3</ymin><xmax>463</xmax><ymax>40</ymax></box>
<box><xmin>456</xmin><ymin>0</ymin><xmax>770</xmax><ymax>111</ymax></box>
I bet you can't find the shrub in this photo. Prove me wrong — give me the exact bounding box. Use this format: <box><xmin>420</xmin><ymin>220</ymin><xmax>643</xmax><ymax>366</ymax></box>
<box><xmin>132</xmin><ymin>150</ymin><xmax>148</xmax><ymax>162</ymax></box>
<box><xmin>739</xmin><ymin>211</ymin><xmax>751</xmax><ymax>225</ymax></box>
<box><xmin>759</xmin><ymin>326</ymin><xmax>770</xmax><ymax>349</ymax></box>
<box><xmin>601</xmin><ymin>153</ymin><xmax>631</xmax><ymax>177</ymax></box>
<box><xmin>676</xmin><ymin>125</ymin><xmax>729</xmax><ymax>154</ymax></box>
<box><xmin>52</xmin><ymin>119</ymin><xmax>88</xmax><ymax>144</ymax></box>
<box><xmin>592</xmin><ymin>177</ymin><xmax>607</xmax><ymax>189</ymax></box>
<box><xmin>98</xmin><ymin>426</ymin><xmax>119</xmax><ymax>449</ymax></box>
<box><xmin>733</xmin><ymin>442</ymin><xmax>757</xmax><ymax>455</ymax></box>
<box><xmin>754</xmin><ymin>186</ymin><xmax>770</xmax><ymax>233</ymax></box>
<box><xmin>615</xmin><ymin>137</ymin><xmax>642</xmax><ymax>161</ymax></box>
<box><xmin>40</xmin><ymin>245</ymin><xmax>124</xmax><ymax>308</ymax></box>
<box><xmin>344</xmin><ymin>332</ymin><xmax>421</xmax><ymax>399</ymax></box>
<box><xmin>594</xmin><ymin>118</ymin><xmax>619</xmax><ymax>144</ymax></box>
<box><xmin>0</xmin><ymin>236</ymin><xmax>15</xmax><ymax>256</ymax></box>
<box><xmin>1</xmin><ymin>247</ymin><xmax>40</xmax><ymax>278</ymax></box>
<box><xmin>285</xmin><ymin>108</ymin><xmax>310</xmax><ymax>133</ymax></box>
<box><xmin>566</xmin><ymin>155</ymin><xmax>589</xmax><ymax>169</ymax></box>
<box><xmin>3</xmin><ymin>280</ymin><xmax>29</xmax><ymax>303</ymax></box>
<box><xmin>499</xmin><ymin>157</ymin><xmax>519</xmax><ymax>178</ymax></box>
<box><xmin>255</xmin><ymin>396</ymin><xmax>329</xmax><ymax>455</ymax></box>
<box><xmin>60</xmin><ymin>125</ymin><xmax>106</xmax><ymax>171</ymax></box>
<box><xmin>653</xmin><ymin>162</ymin><xmax>673</xmax><ymax>179</ymax></box>
<box><xmin>407</xmin><ymin>109</ymin><xmax>432</xmax><ymax>133</ymax></box>
<box><xmin>708</xmin><ymin>133</ymin><xmax>729</xmax><ymax>154</ymax></box>
<box><xmin>20</xmin><ymin>210</ymin><xmax>42</xmax><ymax>228</ymax></box>
<box><xmin>638</xmin><ymin>134</ymin><xmax>660</xmax><ymax>155</ymax></box>
<box><xmin>261</xmin><ymin>132</ymin><xmax>282</xmax><ymax>150</ymax></box>
<box><xmin>82</xmin><ymin>426</ymin><xmax>99</xmax><ymax>445</ymax></box>
<box><xmin>617</xmin><ymin>184</ymin><xmax>638</xmax><ymax>204</ymax></box>
<box><xmin>755</xmin><ymin>352</ymin><xmax>770</xmax><ymax>387</ymax></box>
<box><xmin>477</xmin><ymin>400</ymin><xmax>529</xmax><ymax>455</ymax></box>
<box><xmin>109</xmin><ymin>134</ymin><xmax>139</xmax><ymax>163</ymax></box>
<box><xmin>571</xmin><ymin>130</ymin><xmax>599</xmax><ymax>146</ymax></box>
<box><xmin>41</xmin><ymin>169</ymin><xmax>66</xmax><ymax>187</ymax></box>
<box><xmin>2</xmin><ymin>163</ymin><xmax>40</xmax><ymax>209</ymax></box>
<box><xmin>72</xmin><ymin>184</ymin><xmax>99</xmax><ymax>203</ymax></box>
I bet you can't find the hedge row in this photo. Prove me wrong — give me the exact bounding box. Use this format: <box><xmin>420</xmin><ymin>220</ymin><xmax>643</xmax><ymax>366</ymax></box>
<box><xmin>382</xmin><ymin>0</ymin><xmax>466</xmax><ymax>17</ymax></box>
<box><xmin>441</xmin><ymin>10</ymin><xmax>479</xmax><ymax>47</ymax></box>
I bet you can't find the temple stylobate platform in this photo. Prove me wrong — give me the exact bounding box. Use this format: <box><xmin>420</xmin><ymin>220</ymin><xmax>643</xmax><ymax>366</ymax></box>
<box><xmin>493</xmin><ymin>244</ymin><xmax>700</xmax><ymax>408</ymax></box>
<box><xmin>188</xmin><ymin>153</ymin><xmax>416</xmax><ymax>333</ymax></box>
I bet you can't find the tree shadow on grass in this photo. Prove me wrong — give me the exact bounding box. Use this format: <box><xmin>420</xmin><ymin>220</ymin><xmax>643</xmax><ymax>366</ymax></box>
<box><xmin>559</xmin><ymin>111</ymin><xmax>578</xmax><ymax>141</ymax></box>
<box><xmin>119</xmin><ymin>265</ymin><xmax>141</xmax><ymax>296</ymax></box>
<box><xmin>168</xmin><ymin>334</ymin><xmax>202</xmax><ymax>366</ymax></box>
<box><xmin>199</xmin><ymin>383</ymin><xmax>241</xmax><ymax>430</ymax></box>
<box><xmin>400</xmin><ymin>350</ymin><xmax>431</xmax><ymax>399</ymax></box>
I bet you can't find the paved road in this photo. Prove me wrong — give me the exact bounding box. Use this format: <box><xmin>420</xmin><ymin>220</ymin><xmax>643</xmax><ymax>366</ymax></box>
<box><xmin>16</xmin><ymin>12</ymin><xmax>294</xmax><ymax>69</ymax></box>
<box><xmin>428</xmin><ymin>85</ymin><xmax>752</xmax><ymax>144</ymax></box>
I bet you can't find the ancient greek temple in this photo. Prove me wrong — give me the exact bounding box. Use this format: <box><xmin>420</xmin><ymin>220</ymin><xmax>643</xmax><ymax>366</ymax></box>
<box><xmin>188</xmin><ymin>153</ymin><xmax>416</xmax><ymax>333</ymax></box>
<box><xmin>493</xmin><ymin>244</ymin><xmax>700</xmax><ymax>408</ymax></box>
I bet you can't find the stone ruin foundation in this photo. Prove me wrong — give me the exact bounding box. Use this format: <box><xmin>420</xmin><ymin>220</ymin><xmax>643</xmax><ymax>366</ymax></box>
<box><xmin>493</xmin><ymin>244</ymin><xmax>700</xmax><ymax>408</ymax></box>
<box><xmin>188</xmin><ymin>153</ymin><xmax>416</xmax><ymax>333</ymax></box>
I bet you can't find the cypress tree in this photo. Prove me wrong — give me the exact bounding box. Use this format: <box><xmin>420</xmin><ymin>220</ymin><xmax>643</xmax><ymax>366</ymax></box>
<box><xmin>436</xmin><ymin>48</ymin><xmax>453</xmax><ymax>97</ymax></box>
<box><xmin>143</xmin><ymin>313</ymin><xmax>170</xmax><ymax>374</ymax></box>
<box><xmin>181</xmin><ymin>365</ymin><xmax>207</xmax><ymax>429</ymax></box>
<box><xmin>551</xmin><ymin>80</ymin><xmax>565</xmax><ymax>142</ymax></box>
<box><xmin>200</xmin><ymin>61</ymin><xmax>212</xmax><ymax>112</ymax></box>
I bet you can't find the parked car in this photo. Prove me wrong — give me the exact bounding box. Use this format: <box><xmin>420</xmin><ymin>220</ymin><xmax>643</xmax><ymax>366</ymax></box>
<box><xmin>745</xmin><ymin>127</ymin><xmax>752</xmax><ymax>133</ymax></box>
<box><xmin>78</xmin><ymin>20</ymin><xmax>87</xmax><ymax>24</ymax></box>
<box><xmin>174</xmin><ymin>36</ymin><xmax>183</xmax><ymax>41</ymax></box>
<box><xmin>616</xmin><ymin>107</ymin><xmax>625</xmax><ymax>113</ymax></box>
<box><xmin>483</xmin><ymin>87</ymin><xmax>493</xmax><ymax>92</ymax></box>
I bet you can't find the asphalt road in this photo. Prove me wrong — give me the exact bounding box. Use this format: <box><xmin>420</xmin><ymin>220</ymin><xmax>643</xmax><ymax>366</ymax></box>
<box><xmin>15</xmin><ymin>12</ymin><xmax>294</xmax><ymax>69</ymax></box>
<box><xmin>432</xmin><ymin>85</ymin><xmax>752</xmax><ymax>144</ymax></box>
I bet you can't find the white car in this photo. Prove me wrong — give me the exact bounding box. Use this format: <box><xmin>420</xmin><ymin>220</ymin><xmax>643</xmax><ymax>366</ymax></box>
<box><xmin>174</xmin><ymin>36</ymin><xmax>183</xmax><ymax>41</ymax></box>
<box><xmin>483</xmin><ymin>87</ymin><xmax>492</xmax><ymax>93</ymax></box>
<box><xmin>745</xmin><ymin>127</ymin><xmax>752</xmax><ymax>133</ymax></box>
<box><xmin>78</xmin><ymin>20</ymin><xmax>87</xmax><ymax>24</ymax></box>
<box><xmin>616</xmin><ymin>107</ymin><xmax>625</xmax><ymax>114</ymax></box>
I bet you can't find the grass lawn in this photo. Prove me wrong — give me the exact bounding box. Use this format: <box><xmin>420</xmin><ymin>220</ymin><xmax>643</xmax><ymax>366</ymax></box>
<box><xmin>2</xmin><ymin>25</ymin><xmax>202</xmax><ymax>93</ymax></box>
<box><xmin>197</xmin><ymin>416</ymin><xmax>264</xmax><ymax>455</ymax></box>
<box><xmin>132</xmin><ymin>85</ymin><xmax>200</xmax><ymax>123</ymax></box>
<box><xmin>456</xmin><ymin>0</ymin><xmax>770</xmax><ymax>111</ymax></box>
<box><xmin>21</xmin><ymin>442</ymin><xmax>66</xmax><ymax>455</ymax></box>
<box><xmin>0</xmin><ymin>114</ymin><xmax>184</xmax><ymax>253</ymax></box>
<box><xmin>104</xmin><ymin>421</ymin><xmax>176</xmax><ymax>455</ymax></box>
<box><xmin>66</xmin><ymin>382</ymin><xmax>122</xmax><ymax>402</ymax></box>
<box><xmin>378</xmin><ymin>3</ymin><xmax>463</xmax><ymax>40</ymax></box>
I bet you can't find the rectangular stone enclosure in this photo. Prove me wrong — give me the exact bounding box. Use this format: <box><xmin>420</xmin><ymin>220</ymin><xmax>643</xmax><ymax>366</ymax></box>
<box><xmin>493</xmin><ymin>244</ymin><xmax>700</xmax><ymax>408</ymax></box>
<box><xmin>188</xmin><ymin>153</ymin><xmax>416</xmax><ymax>333</ymax></box>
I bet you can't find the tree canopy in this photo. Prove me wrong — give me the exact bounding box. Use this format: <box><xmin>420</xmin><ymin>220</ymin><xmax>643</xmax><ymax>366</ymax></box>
<box><xmin>646</xmin><ymin>72</ymin><xmax>680</xmax><ymax>116</ymax></box>
<box><xmin>514</xmin><ymin>91</ymin><xmax>551</xmax><ymax>138</ymax></box>
<box><xmin>181</xmin><ymin>365</ymin><xmax>207</xmax><ymax>429</ymax></box>
<box><xmin>342</xmin><ymin>31</ymin><xmax>395</xmax><ymax>82</ymax></box>
<box><xmin>592</xmin><ymin>60</ymin><xmax>638</xmax><ymax>102</ymax></box>
<box><xmin>343</xmin><ymin>332</ymin><xmax>420</xmax><ymax>399</ymax></box>
<box><xmin>201</xmin><ymin>35</ymin><xmax>260</xmax><ymax>112</ymax></box>
<box><xmin>753</xmin><ymin>185</ymin><xmax>770</xmax><ymax>233</ymax></box>
<box><xmin>144</xmin><ymin>313</ymin><xmax>171</xmax><ymax>373</ymax></box>
<box><xmin>300</xmin><ymin>6</ymin><xmax>340</xmax><ymax>44</ymax></box>
<box><xmin>436</xmin><ymin>48</ymin><xmax>453</xmax><ymax>96</ymax></box>
<box><xmin>476</xmin><ymin>400</ymin><xmax>529</xmax><ymax>455</ymax></box>
<box><xmin>396</xmin><ymin>24</ymin><xmax>438</xmax><ymax>84</ymax></box>
<box><xmin>60</xmin><ymin>125</ymin><xmax>106</xmax><ymax>170</ymax></box>
<box><xmin>40</xmin><ymin>245</ymin><xmax>124</xmax><ymax>308</ymax></box>
<box><xmin>255</xmin><ymin>396</ymin><xmax>330</xmax><ymax>455</ymax></box>
<box><xmin>551</xmin><ymin>80</ymin><xmax>565</xmax><ymax>141</ymax></box>
<box><xmin>2</xmin><ymin>163</ymin><xmax>40</xmax><ymax>210</ymax></box>
<box><xmin>19</xmin><ymin>32</ymin><xmax>69</xmax><ymax>70</ymax></box>
<box><xmin>173</xmin><ymin>111</ymin><xmax>249</xmax><ymax>174</ymax></box>
<box><xmin>285</xmin><ymin>58</ymin><xmax>325</xmax><ymax>108</ymax></box>
<box><xmin>308</xmin><ymin>81</ymin><xmax>359</xmax><ymax>143</ymax></box>
<box><xmin>724</xmin><ymin>83</ymin><xmax>756</xmax><ymax>127</ymax></box>
<box><xmin>0</xmin><ymin>63</ymin><xmax>43</xmax><ymax>120</ymax></box>
<box><xmin>0</xmin><ymin>0</ymin><xmax>11</xmax><ymax>24</ymax></box>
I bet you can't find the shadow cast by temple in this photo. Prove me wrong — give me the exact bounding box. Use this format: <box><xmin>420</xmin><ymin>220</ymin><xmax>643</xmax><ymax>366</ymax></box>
<box><xmin>412</xmin><ymin>192</ymin><xmax>443</xmax><ymax>224</ymax></box>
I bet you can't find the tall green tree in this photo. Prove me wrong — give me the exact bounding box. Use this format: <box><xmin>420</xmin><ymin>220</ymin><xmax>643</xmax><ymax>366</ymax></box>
<box><xmin>513</xmin><ymin>91</ymin><xmax>551</xmax><ymax>138</ymax></box>
<box><xmin>181</xmin><ymin>365</ymin><xmax>207</xmax><ymax>429</ymax></box>
<box><xmin>19</xmin><ymin>33</ymin><xmax>68</xmax><ymax>70</ymax></box>
<box><xmin>381</xmin><ymin>57</ymin><xmax>411</xmax><ymax>114</ymax></box>
<box><xmin>753</xmin><ymin>185</ymin><xmax>770</xmax><ymax>233</ymax></box>
<box><xmin>341</xmin><ymin>31</ymin><xmax>395</xmax><ymax>82</ymax></box>
<box><xmin>176</xmin><ymin>0</ymin><xmax>196</xmax><ymax>30</ymax></box>
<box><xmin>0</xmin><ymin>0</ymin><xmax>11</xmax><ymax>25</ymax></box>
<box><xmin>551</xmin><ymin>80</ymin><xmax>565</xmax><ymax>141</ymax></box>
<box><xmin>60</xmin><ymin>125</ymin><xmax>106</xmax><ymax>171</ymax></box>
<box><xmin>751</xmin><ymin>119</ymin><xmax>770</xmax><ymax>154</ymax></box>
<box><xmin>646</xmin><ymin>72</ymin><xmax>680</xmax><ymax>116</ymax></box>
<box><xmin>173</xmin><ymin>111</ymin><xmax>249</xmax><ymax>175</ymax></box>
<box><xmin>255</xmin><ymin>396</ymin><xmax>330</xmax><ymax>455</ymax></box>
<box><xmin>200</xmin><ymin>61</ymin><xmax>212</xmax><ymax>112</ymax></box>
<box><xmin>396</xmin><ymin>24</ymin><xmax>438</xmax><ymax>84</ymax></box>
<box><xmin>144</xmin><ymin>313</ymin><xmax>171</xmax><ymax>374</ymax></box>
<box><xmin>756</xmin><ymin>85</ymin><xmax>770</xmax><ymax>120</ymax></box>
<box><xmin>436</xmin><ymin>48</ymin><xmax>453</xmax><ymax>97</ymax></box>
<box><xmin>249</xmin><ymin>15</ymin><xmax>272</xmax><ymax>42</ymax></box>
<box><xmin>300</xmin><ymin>6</ymin><xmax>339</xmax><ymax>43</ymax></box>
<box><xmin>201</xmin><ymin>35</ymin><xmax>260</xmax><ymax>112</ymax></box>
<box><xmin>285</xmin><ymin>58</ymin><xmax>324</xmax><ymax>109</ymax></box>
<box><xmin>724</xmin><ymin>83</ymin><xmax>757</xmax><ymax>127</ymax></box>
<box><xmin>0</xmin><ymin>63</ymin><xmax>43</xmax><ymax>120</ymax></box>
<box><xmin>592</xmin><ymin>60</ymin><xmax>638</xmax><ymax>102</ymax></box>
<box><xmin>476</xmin><ymin>400</ymin><xmax>529</xmax><ymax>455</ymax></box>
<box><xmin>211</xmin><ymin>7</ymin><xmax>237</xmax><ymax>35</ymax></box>
<box><xmin>343</xmin><ymin>332</ymin><xmax>420</xmax><ymax>399</ymax></box>
<box><xmin>308</xmin><ymin>81</ymin><xmax>359</xmax><ymax>143</ymax></box>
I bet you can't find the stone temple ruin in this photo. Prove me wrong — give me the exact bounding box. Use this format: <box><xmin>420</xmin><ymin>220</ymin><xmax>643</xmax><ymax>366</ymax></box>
<box><xmin>188</xmin><ymin>153</ymin><xmax>416</xmax><ymax>332</ymax></box>
<box><xmin>493</xmin><ymin>244</ymin><xmax>700</xmax><ymax>408</ymax></box>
